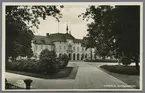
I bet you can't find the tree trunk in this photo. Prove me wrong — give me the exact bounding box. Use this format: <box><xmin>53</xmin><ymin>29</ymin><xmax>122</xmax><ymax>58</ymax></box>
<box><xmin>135</xmin><ymin>61</ymin><xmax>139</xmax><ymax>74</ymax></box>
<box><xmin>12</xmin><ymin>56</ymin><xmax>16</xmax><ymax>62</ymax></box>
<box><xmin>91</xmin><ymin>48</ymin><xmax>92</xmax><ymax>60</ymax></box>
<box><xmin>128</xmin><ymin>56</ymin><xmax>140</xmax><ymax>74</ymax></box>
<box><xmin>94</xmin><ymin>53</ymin><xmax>97</xmax><ymax>60</ymax></box>
<box><xmin>102</xmin><ymin>56</ymin><xmax>105</xmax><ymax>59</ymax></box>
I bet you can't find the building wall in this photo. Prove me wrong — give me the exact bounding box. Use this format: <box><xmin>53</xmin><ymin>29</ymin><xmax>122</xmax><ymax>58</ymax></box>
<box><xmin>32</xmin><ymin>39</ymin><xmax>95</xmax><ymax>60</ymax></box>
<box><xmin>32</xmin><ymin>43</ymin><xmax>54</xmax><ymax>59</ymax></box>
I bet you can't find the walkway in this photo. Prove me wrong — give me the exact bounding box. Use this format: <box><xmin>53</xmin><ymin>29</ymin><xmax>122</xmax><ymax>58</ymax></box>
<box><xmin>5</xmin><ymin>61</ymin><xmax>133</xmax><ymax>90</ymax></box>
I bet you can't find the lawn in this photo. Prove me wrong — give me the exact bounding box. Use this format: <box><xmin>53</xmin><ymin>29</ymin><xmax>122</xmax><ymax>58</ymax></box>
<box><xmin>100</xmin><ymin>65</ymin><xmax>139</xmax><ymax>89</ymax></box>
<box><xmin>6</xmin><ymin>66</ymin><xmax>78</xmax><ymax>79</ymax></box>
<box><xmin>100</xmin><ymin>65</ymin><xmax>139</xmax><ymax>75</ymax></box>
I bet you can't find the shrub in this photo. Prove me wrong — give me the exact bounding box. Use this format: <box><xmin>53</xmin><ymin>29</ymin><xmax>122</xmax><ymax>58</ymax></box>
<box><xmin>39</xmin><ymin>49</ymin><xmax>60</xmax><ymax>74</ymax></box>
<box><xmin>15</xmin><ymin>59</ymin><xmax>38</xmax><ymax>63</ymax></box>
<box><xmin>84</xmin><ymin>59</ymin><xmax>118</xmax><ymax>62</ymax></box>
<box><xmin>58</xmin><ymin>54</ymin><xmax>69</xmax><ymax>69</ymax></box>
<box><xmin>6</xmin><ymin>61</ymin><xmax>38</xmax><ymax>73</ymax></box>
<box><xmin>6</xmin><ymin>49</ymin><xmax>61</xmax><ymax>75</ymax></box>
<box><xmin>121</xmin><ymin>57</ymin><xmax>131</xmax><ymax>66</ymax></box>
<box><xmin>39</xmin><ymin>57</ymin><xmax>60</xmax><ymax>74</ymax></box>
<box><xmin>39</xmin><ymin>49</ymin><xmax>57</xmax><ymax>60</ymax></box>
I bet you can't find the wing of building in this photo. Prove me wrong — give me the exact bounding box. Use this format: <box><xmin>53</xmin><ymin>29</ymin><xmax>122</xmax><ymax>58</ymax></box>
<box><xmin>31</xmin><ymin>24</ymin><xmax>95</xmax><ymax>60</ymax></box>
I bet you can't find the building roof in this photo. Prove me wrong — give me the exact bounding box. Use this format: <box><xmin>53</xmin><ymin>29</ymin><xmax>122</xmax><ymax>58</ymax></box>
<box><xmin>48</xmin><ymin>33</ymin><xmax>75</xmax><ymax>42</ymax></box>
<box><xmin>33</xmin><ymin>33</ymin><xmax>84</xmax><ymax>45</ymax></box>
<box><xmin>74</xmin><ymin>39</ymin><xmax>83</xmax><ymax>43</ymax></box>
<box><xmin>33</xmin><ymin>35</ymin><xmax>53</xmax><ymax>45</ymax></box>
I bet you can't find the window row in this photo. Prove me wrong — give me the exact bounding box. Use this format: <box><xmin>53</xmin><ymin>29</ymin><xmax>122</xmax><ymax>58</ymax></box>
<box><xmin>57</xmin><ymin>46</ymin><xmax>86</xmax><ymax>51</ymax></box>
<box><xmin>34</xmin><ymin>45</ymin><xmax>54</xmax><ymax>51</ymax></box>
<box><xmin>34</xmin><ymin>45</ymin><xmax>86</xmax><ymax>51</ymax></box>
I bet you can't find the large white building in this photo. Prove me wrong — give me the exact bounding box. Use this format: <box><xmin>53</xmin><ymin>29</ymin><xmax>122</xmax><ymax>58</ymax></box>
<box><xmin>32</xmin><ymin>24</ymin><xmax>95</xmax><ymax>60</ymax></box>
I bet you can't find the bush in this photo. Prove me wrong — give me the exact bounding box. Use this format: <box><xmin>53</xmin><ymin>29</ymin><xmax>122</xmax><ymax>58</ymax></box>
<box><xmin>58</xmin><ymin>54</ymin><xmax>69</xmax><ymax>69</ymax></box>
<box><xmin>15</xmin><ymin>59</ymin><xmax>38</xmax><ymax>63</ymax></box>
<box><xmin>6</xmin><ymin>61</ymin><xmax>59</xmax><ymax>74</ymax></box>
<box><xmin>6</xmin><ymin>49</ymin><xmax>70</xmax><ymax>75</ymax></box>
<box><xmin>39</xmin><ymin>49</ymin><xmax>60</xmax><ymax>74</ymax></box>
<box><xmin>39</xmin><ymin>57</ymin><xmax>60</xmax><ymax>74</ymax></box>
<box><xmin>84</xmin><ymin>59</ymin><xmax>118</xmax><ymax>63</ymax></box>
<box><xmin>39</xmin><ymin>49</ymin><xmax>57</xmax><ymax>60</ymax></box>
<box><xmin>6</xmin><ymin>61</ymin><xmax>38</xmax><ymax>73</ymax></box>
<box><xmin>121</xmin><ymin>57</ymin><xmax>131</xmax><ymax>66</ymax></box>
<box><xmin>6</xmin><ymin>49</ymin><xmax>60</xmax><ymax>74</ymax></box>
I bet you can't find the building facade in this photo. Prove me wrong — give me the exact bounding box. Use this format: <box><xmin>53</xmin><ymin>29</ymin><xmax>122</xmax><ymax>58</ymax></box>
<box><xmin>32</xmin><ymin>25</ymin><xmax>95</xmax><ymax>60</ymax></box>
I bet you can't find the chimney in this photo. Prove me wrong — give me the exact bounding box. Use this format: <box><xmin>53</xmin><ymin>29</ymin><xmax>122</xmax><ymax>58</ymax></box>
<box><xmin>46</xmin><ymin>33</ymin><xmax>49</xmax><ymax>37</ymax></box>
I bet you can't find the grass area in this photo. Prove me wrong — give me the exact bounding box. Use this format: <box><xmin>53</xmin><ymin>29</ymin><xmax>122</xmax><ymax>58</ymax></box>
<box><xmin>84</xmin><ymin>59</ymin><xmax>118</xmax><ymax>63</ymax></box>
<box><xmin>100</xmin><ymin>66</ymin><xmax>139</xmax><ymax>89</ymax></box>
<box><xmin>7</xmin><ymin>67</ymin><xmax>78</xmax><ymax>79</ymax></box>
<box><xmin>100</xmin><ymin>65</ymin><xmax>139</xmax><ymax>75</ymax></box>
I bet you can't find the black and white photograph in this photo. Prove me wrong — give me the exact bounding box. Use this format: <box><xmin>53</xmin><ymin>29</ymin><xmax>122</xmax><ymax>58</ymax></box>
<box><xmin>2</xmin><ymin>2</ymin><xmax>143</xmax><ymax>91</ymax></box>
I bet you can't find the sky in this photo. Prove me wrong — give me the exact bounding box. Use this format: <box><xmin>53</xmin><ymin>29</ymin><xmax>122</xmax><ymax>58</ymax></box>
<box><xmin>34</xmin><ymin>5</ymin><xmax>92</xmax><ymax>39</ymax></box>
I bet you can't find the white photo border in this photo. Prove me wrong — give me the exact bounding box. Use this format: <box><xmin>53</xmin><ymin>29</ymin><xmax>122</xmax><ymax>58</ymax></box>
<box><xmin>2</xmin><ymin>2</ymin><xmax>143</xmax><ymax>91</ymax></box>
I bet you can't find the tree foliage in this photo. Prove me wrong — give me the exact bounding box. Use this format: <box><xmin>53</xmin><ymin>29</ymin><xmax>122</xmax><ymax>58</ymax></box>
<box><xmin>112</xmin><ymin>6</ymin><xmax>140</xmax><ymax>62</ymax></box>
<box><xmin>80</xmin><ymin>6</ymin><xmax>115</xmax><ymax>59</ymax></box>
<box><xmin>58</xmin><ymin>54</ymin><xmax>69</xmax><ymax>69</ymax></box>
<box><xmin>39</xmin><ymin>49</ymin><xmax>57</xmax><ymax>60</ymax></box>
<box><xmin>121</xmin><ymin>57</ymin><xmax>131</xmax><ymax>66</ymax></box>
<box><xmin>80</xmin><ymin>5</ymin><xmax>140</xmax><ymax>71</ymax></box>
<box><xmin>6</xmin><ymin>5</ymin><xmax>63</xmax><ymax>61</ymax></box>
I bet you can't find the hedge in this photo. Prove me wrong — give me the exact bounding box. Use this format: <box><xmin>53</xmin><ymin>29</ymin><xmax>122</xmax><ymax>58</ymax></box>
<box><xmin>84</xmin><ymin>59</ymin><xmax>118</xmax><ymax>62</ymax></box>
<box><xmin>6</xmin><ymin>50</ymin><xmax>70</xmax><ymax>74</ymax></box>
<box><xmin>100</xmin><ymin>65</ymin><xmax>139</xmax><ymax>75</ymax></box>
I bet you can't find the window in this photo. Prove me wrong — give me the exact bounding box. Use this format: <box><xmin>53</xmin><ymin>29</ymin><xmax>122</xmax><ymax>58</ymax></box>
<box><xmin>77</xmin><ymin>47</ymin><xmax>79</xmax><ymax>51</ymax></box>
<box><xmin>35</xmin><ymin>45</ymin><xmax>37</xmax><ymax>50</ymax></box>
<box><xmin>55</xmin><ymin>47</ymin><xmax>57</xmax><ymax>51</ymax></box>
<box><xmin>41</xmin><ymin>45</ymin><xmax>43</xmax><ymax>50</ymax></box>
<box><xmin>68</xmin><ymin>44</ymin><xmax>72</xmax><ymax>50</ymax></box>
<box><xmin>64</xmin><ymin>46</ymin><xmax>66</xmax><ymax>50</ymax></box>
<box><xmin>60</xmin><ymin>46</ymin><xmax>61</xmax><ymax>51</ymax></box>
<box><xmin>47</xmin><ymin>46</ymin><xmax>49</xmax><ymax>49</ymax></box>
<box><xmin>73</xmin><ymin>47</ymin><xmax>75</xmax><ymax>50</ymax></box>
<box><xmin>51</xmin><ymin>46</ymin><xmax>54</xmax><ymax>51</ymax></box>
<box><xmin>82</xmin><ymin>47</ymin><xmax>84</xmax><ymax>51</ymax></box>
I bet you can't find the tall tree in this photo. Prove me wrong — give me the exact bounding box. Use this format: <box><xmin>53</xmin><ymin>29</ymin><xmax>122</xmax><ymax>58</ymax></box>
<box><xmin>80</xmin><ymin>5</ymin><xmax>115</xmax><ymax>59</ymax></box>
<box><xmin>6</xmin><ymin>5</ymin><xmax>63</xmax><ymax>62</ymax></box>
<box><xmin>82</xmin><ymin>36</ymin><xmax>95</xmax><ymax>60</ymax></box>
<box><xmin>80</xmin><ymin>5</ymin><xmax>140</xmax><ymax>72</ymax></box>
<box><xmin>112</xmin><ymin>6</ymin><xmax>140</xmax><ymax>72</ymax></box>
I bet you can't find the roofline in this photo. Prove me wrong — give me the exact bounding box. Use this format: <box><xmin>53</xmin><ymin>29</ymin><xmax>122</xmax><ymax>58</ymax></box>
<box><xmin>33</xmin><ymin>43</ymin><xmax>54</xmax><ymax>45</ymax></box>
